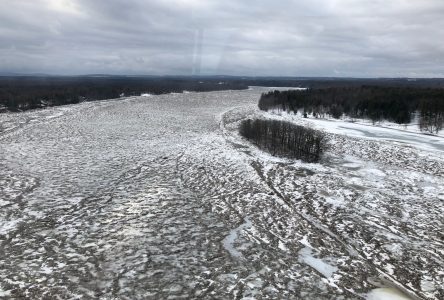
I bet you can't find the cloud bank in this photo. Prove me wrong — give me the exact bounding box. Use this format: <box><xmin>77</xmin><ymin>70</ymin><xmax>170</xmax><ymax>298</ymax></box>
<box><xmin>1</xmin><ymin>0</ymin><xmax>443</xmax><ymax>77</ymax></box>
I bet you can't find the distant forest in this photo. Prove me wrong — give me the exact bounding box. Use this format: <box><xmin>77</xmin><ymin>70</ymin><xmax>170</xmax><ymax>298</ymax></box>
<box><xmin>2</xmin><ymin>76</ymin><xmax>444</xmax><ymax>117</ymax></box>
<box><xmin>259</xmin><ymin>86</ymin><xmax>444</xmax><ymax>134</ymax></box>
<box><xmin>0</xmin><ymin>76</ymin><xmax>247</xmax><ymax>112</ymax></box>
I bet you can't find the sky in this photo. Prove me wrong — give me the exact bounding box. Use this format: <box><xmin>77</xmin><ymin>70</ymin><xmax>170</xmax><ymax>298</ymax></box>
<box><xmin>0</xmin><ymin>0</ymin><xmax>443</xmax><ymax>77</ymax></box>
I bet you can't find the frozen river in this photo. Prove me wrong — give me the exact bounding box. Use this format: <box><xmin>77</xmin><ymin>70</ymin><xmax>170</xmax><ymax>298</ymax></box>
<box><xmin>1</xmin><ymin>88</ymin><xmax>443</xmax><ymax>299</ymax></box>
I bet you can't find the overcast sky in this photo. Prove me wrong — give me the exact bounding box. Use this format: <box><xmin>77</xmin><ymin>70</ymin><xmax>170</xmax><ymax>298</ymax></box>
<box><xmin>1</xmin><ymin>0</ymin><xmax>443</xmax><ymax>77</ymax></box>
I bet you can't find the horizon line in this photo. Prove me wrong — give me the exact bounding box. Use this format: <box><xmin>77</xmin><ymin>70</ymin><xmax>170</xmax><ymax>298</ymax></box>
<box><xmin>1</xmin><ymin>73</ymin><xmax>443</xmax><ymax>80</ymax></box>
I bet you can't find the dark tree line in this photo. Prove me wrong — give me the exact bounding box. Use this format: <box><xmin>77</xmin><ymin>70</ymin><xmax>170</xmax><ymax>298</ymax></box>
<box><xmin>0</xmin><ymin>76</ymin><xmax>248</xmax><ymax>113</ymax></box>
<box><xmin>419</xmin><ymin>98</ymin><xmax>444</xmax><ymax>134</ymax></box>
<box><xmin>258</xmin><ymin>86</ymin><xmax>444</xmax><ymax>134</ymax></box>
<box><xmin>239</xmin><ymin>118</ymin><xmax>328</xmax><ymax>162</ymax></box>
<box><xmin>231</xmin><ymin>77</ymin><xmax>444</xmax><ymax>89</ymax></box>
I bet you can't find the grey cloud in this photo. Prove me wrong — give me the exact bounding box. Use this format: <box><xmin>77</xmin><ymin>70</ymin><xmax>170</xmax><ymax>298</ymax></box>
<box><xmin>0</xmin><ymin>0</ymin><xmax>443</xmax><ymax>76</ymax></box>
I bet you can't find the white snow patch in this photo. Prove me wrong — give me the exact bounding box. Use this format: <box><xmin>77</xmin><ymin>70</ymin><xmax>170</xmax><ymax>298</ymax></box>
<box><xmin>40</xmin><ymin>264</ymin><xmax>53</xmax><ymax>274</ymax></box>
<box><xmin>299</xmin><ymin>235</ymin><xmax>312</xmax><ymax>248</ymax></box>
<box><xmin>298</xmin><ymin>247</ymin><xmax>337</xmax><ymax>278</ymax></box>
<box><xmin>420</xmin><ymin>278</ymin><xmax>435</xmax><ymax>292</ymax></box>
<box><xmin>362</xmin><ymin>168</ymin><xmax>386</xmax><ymax>178</ymax></box>
<box><xmin>325</xmin><ymin>196</ymin><xmax>344</xmax><ymax>207</ymax></box>
<box><xmin>278</xmin><ymin>240</ymin><xmax>289</xmax><ymax>252</ymax></box>
<box><xmin>0</xmin><ymin>219</ymin><xmax>21</xmax><ymax>235</ymax></box>
<box><xmin>0</xmin><ymin>289</ymin><xmax>11</xmax><ymax>297</ymax></box>
<box><xmin>222</xmin><ymin>217</ymin><xmax>252</xmax><ymax>259</ymax></box>
<box><xmin>366</xmin><ymin>288</ymin><xmax>413</xmax><ymax>300</ymax></box>
<box><xmin>0</xmin><ymin>199</ymin><xmax>10</xmax><ymax>207</ymax></box>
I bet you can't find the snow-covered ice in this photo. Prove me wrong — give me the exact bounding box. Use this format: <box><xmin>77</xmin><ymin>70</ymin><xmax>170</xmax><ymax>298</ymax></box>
<box><xmin>367</xmin><ymin>288</ymin><xmax>413</xmax><ymax>300</ymax></box>
<box><xmin>222</xmin><ymin>217</ymin><xmax>252</xmax><ymax>259</ymax></box>
<box><xmin>298</xmin><ymin>247</ymin><xmax>338</xmax><ymax>278</ymax></box>
<box><xmin>0</xmin><ymin>87</ymin><xmax>443</xmax><ymax>299</ymax></box>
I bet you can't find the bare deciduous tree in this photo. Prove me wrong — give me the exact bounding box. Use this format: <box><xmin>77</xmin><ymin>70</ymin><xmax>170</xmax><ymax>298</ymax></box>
<box><xmin>240</xmin><ymin>119</ymin><xmax>328</xmax><ymax>162</ymax></box>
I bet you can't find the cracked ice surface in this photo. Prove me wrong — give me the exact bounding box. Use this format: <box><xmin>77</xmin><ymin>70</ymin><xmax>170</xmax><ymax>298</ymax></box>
<box><xmin>1</xmin><ymin>88</ymin><xmax>443</xmax><ymax>299</ymax></box>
